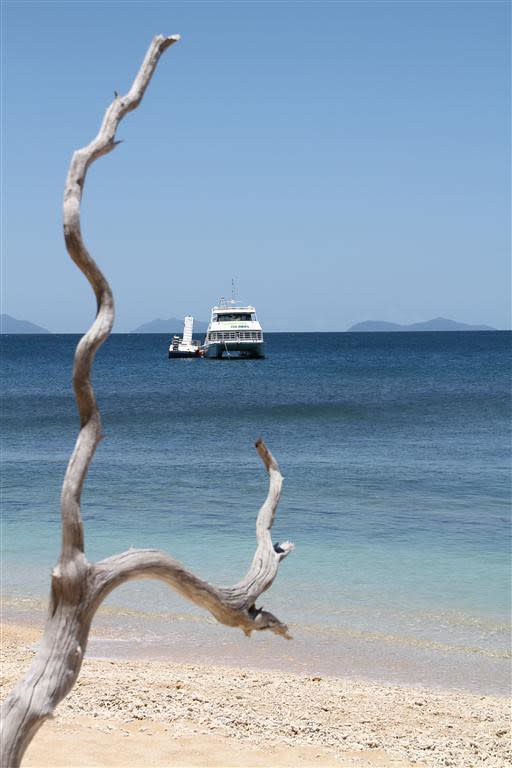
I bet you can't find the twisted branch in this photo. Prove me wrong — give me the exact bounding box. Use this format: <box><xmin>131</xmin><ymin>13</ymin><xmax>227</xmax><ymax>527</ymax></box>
<box><xmin>91</xmin><ymin>440</ymin><xmax>294</xmax><ymax>639</ymax></box>
<box><xmin>60</xmin><ymin>33</ymin><xmax>181</xmax><ymax>561</ymax></box>
<box><xmin>1</xmin><ymin>35</ymin><xmax>294</xmax><ymax>767</ymax></box>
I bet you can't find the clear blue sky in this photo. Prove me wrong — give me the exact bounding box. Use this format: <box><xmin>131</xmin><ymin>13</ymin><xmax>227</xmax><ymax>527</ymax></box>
<box><xmin>2</xmin><ymin>1</ymin><xmax>510</xmax><ymax>331</ymax></box>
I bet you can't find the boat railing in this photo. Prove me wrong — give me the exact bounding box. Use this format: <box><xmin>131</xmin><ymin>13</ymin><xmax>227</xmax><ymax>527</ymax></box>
<box><xmin>207</xmin><ymin>331</ymin><xmax>263</xmax><ymax>342</ymax></box>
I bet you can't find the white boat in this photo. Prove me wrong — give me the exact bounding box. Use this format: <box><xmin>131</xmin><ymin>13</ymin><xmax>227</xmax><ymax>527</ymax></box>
<box><xmin>168</xmin><ymin>316</ymin><xmax>202</xmax><ymax>358</ymax></box>
<box><xmin>202</xmin><ymin>298</ymin><xmax>265</xmax><ymax>359</ymax></box>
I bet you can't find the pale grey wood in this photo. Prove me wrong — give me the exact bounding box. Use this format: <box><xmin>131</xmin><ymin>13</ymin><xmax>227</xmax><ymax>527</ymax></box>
<box><xmin>0</xmin><ymin>36</ymin><xmax>293</xmax><ymax>768</ymax></box>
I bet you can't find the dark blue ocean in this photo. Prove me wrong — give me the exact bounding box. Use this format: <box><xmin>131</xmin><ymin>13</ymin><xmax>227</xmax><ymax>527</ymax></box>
<box><xmin>1</xmin><ymin>332</ymin><xmax>510</xmax><ymax>694</ymax></box>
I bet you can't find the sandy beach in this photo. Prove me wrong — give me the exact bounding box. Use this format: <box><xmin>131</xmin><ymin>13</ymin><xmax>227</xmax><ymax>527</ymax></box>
<box><xmin>1</xmin><ymin>623</ymin><xmax>509</xmax><ymax>768</ymax></box>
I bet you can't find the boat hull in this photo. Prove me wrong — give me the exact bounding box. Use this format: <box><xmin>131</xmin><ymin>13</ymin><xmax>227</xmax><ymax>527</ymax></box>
<box><xmin>202</xmin><ymin>341</ymin><xmax>265</xmax><ymax>359</ymax></box>
<box><xmin>168</xmin><ymin>350</ymin><xmax>202</xmax><ymax>359</ymax></box>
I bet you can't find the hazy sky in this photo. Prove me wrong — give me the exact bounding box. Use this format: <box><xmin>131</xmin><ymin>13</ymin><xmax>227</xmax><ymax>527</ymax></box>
<box><xmin>2</xmin><ymin>1</ymin><xmax>510</xmax><ymax>332</ymax></box>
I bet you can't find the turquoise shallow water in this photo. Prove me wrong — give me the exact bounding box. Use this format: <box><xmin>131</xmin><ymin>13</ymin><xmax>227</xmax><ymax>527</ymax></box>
<box><xmin>1</xmin><ymin>332</ymin><xmax>510</xmax><ymax>694</ymax></box>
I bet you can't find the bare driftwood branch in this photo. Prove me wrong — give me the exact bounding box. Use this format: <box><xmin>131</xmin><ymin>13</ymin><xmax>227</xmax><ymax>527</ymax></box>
<box><xmin>0</xmin><ymin>36</ymin><xmax>293</xmax><ymax>768</ymax></box>
<box><xmin>91</xmin><ymin>438</ymin><xmax>293</xmax><ymax>639</ymax></box>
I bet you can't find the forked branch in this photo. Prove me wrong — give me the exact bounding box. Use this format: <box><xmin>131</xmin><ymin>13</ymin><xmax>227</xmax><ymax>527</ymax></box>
<box><xmin>91</xmin><ymin>440</ymin><xmax>294</xmax><ymax>639</ymax></box>
<box><xmin>1</xmin><ymin>35</ymin><xmax>294</xmax><ymax>768</ymax></box>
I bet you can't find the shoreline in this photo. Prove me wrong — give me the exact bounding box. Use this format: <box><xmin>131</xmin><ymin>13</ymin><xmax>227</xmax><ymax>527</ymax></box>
<box><xmin>3</xmin><ymin>600</ymin><xmax>509</xmax><ymax>698</ymax></box>
<box><xmin>2</xmin><ymin>622</ymin><xmax>510</xmax><ymax>768</ymax></box>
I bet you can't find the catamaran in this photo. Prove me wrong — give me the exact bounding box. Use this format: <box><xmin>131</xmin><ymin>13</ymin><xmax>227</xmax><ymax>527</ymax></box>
<box><xmin>202</xmin><ymin>298</ymin><xmax>265</xmax><ymax>359</ymax></box>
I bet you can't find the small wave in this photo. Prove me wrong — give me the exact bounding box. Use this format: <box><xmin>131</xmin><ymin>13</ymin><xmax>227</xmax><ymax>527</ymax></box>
<box><xmin>296</xmin><ymin>621</ymin><xmax>511</xmax><ymax>659</ymax></box>
<box><xmin>3</xmin><ymin>593</ymin><xmax>509</xmax><ymax>660</ymax></box>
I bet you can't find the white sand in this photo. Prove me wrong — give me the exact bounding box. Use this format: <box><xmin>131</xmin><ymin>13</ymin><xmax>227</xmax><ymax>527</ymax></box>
<box><xmin>1</xmin><ymin>623</ymin><xmax>510</xmax><ymax>767</ymax></box>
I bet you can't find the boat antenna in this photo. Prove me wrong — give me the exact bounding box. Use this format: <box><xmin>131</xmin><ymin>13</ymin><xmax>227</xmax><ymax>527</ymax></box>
<box><xmin>231</xmin><ymin>277</ymin><xmax>236</xmax><ymax>304</ymax></box>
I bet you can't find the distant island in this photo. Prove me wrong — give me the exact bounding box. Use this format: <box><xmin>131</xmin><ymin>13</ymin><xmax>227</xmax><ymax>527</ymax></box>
<box><xmin>130</xmin><ymin>317</ymin><xmax>209</xmax><ymax>334</ymax></box>
<box><xmin>0</xmin><ymin>313</ymin><xmax>498</xmax><ymax>334</ymax></box>
<box><xmin>0</xmin><ymin>314</ymin><xmax>51</xmax><ymax>334</ymax></box>
<box><xmin>347</xmin><ymin>317</ymin><xmax>496</xmax><ymax>333</ymax></box>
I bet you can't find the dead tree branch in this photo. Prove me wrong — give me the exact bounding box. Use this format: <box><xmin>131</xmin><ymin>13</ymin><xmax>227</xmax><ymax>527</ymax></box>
<box><xmin>0</xmin><ymin>35</ymin><xmax>293</xmax><ymax>768</ymax></box>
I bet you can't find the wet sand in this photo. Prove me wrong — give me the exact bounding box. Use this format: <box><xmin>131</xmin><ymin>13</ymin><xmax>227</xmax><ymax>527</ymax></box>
<box><xmin>1</xmin><ymin>623</ymin><xmax>510</xmax><ymax>768</ymax></box>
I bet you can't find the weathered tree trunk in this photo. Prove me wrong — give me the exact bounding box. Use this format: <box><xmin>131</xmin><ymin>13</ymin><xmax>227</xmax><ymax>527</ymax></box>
<box><xmin>0</xmin><ymin>35</ymin><xmax>293</xmax><ymax>767</ymax></box>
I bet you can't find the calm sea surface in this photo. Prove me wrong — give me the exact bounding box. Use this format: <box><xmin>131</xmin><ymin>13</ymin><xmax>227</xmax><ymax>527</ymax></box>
<box><xmin>1</xmin><ymin>332</ymin><xmax>511</xmax><ymax>694</ymax></box>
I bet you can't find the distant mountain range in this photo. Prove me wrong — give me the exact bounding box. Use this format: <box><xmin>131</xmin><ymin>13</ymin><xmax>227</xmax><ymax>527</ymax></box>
<box><xmin>0</xmin><ymin>314</ymin><xmax>50</xmax><ymax>334</ymax></box>
<box><xmin>0</xmin><ymin>313</ymin><xmax>498</xmax><ymax>335</ymax></box>
<box><xmin>347</xmin><ymin>317</ymin><xmax>496</xmax><ymax>332</ymax></box>
<box><xmin>130</xmin><ymin>317</ymin><xmax>209</xmax><ymax>334</ymax></box>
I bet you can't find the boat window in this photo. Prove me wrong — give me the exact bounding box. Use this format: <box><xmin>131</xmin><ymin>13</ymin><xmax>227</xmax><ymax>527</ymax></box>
<box><xmin>217</xmin><ymin>313</ymin><xmax>252</xmax><ymax>322</ymax></box>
